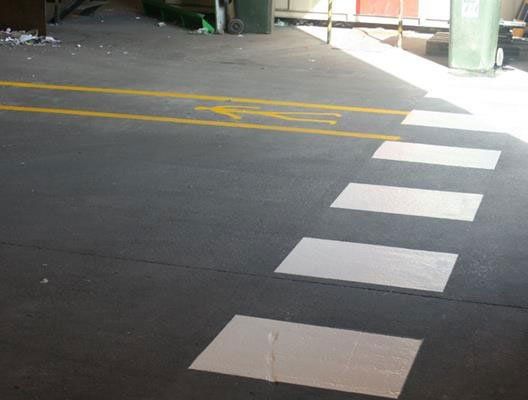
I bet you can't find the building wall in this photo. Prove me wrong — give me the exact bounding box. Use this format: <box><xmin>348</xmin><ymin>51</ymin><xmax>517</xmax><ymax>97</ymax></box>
<box><xmin>502</xmin><ymin>0</ymin><xmax>524</xmax><ymax>19</ymax></box>
<box><xmin>0</xmin><ymin>0</ymin><xmax>46</xmax><ymax>34</ymax></box>
<box><xmin>275</xmin><ymin>0</ymin><xmax>525</xmax><ymax>26</ymax></box>
<box><xmin>275</xmin><ymin>0</ymin><xmax>357</xmax><ymax>21</ymax></box>
<box><xmin>358</xmin><ymin>0</ymin><xmax>419</xmax><ymax>18</ymax></box>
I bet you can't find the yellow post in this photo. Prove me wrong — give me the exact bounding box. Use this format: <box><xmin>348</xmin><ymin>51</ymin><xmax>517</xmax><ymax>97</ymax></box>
<box><xmin>327</xmin><ymin>0</ymin><xmax>333</xmax><ymax>44</ymax></box>
<box><xmin>397</xmin><ymin>0</ymin><xmax>403</xmax><ymax>48</ymax></box>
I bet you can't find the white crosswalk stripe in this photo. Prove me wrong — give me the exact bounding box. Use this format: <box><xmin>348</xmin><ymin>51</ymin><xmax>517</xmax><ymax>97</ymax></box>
<box><xmin>402</xmin><ymin>110</ymin><xmax>504</xmax><ymax>134</ymax></box>
<box><xmin>192</xmin><ymin>107</ymin><xmax>499</xmax><ymax>397</ymax></box>
<box><xmin>190</xmin><ymin>315</ymin><xmax>422</xmax><ymax>399</ymax></box>
<box><xmin>275</xmin><ymin>237</ymin><xmax>458</xmax><ymax>292</ymax></box>
<box><xmin>373</xmin><ymin>141</ymin><xmax>501</xmax><ymax>170</ymax></box>
<box><xmin>331</xmin><ymin>183</ymin><xmax>483</xmax><ymax>221</ymax></box>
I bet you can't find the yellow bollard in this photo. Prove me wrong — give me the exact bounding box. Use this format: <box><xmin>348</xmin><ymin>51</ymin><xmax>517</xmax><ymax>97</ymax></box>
<box><xmin>327</xmin><ymin>0</ymin><xmax>333</xmax><ymax>45</ymax></box>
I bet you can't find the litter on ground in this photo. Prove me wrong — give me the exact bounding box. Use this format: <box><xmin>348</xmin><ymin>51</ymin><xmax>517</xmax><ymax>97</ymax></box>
<box><xmin>0</xmin><ymin>30</ymin><xmax>61</xmax><ymax>46</ymax></box>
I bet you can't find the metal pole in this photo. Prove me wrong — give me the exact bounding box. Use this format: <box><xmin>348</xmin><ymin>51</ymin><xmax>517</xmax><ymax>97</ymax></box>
<box><xmin>327</xmin><ymin>0</ymin><xmax>333</xmax><ymax>44</ymax></box>
<box><xmin>397</xmin><ymin>0</ymin><xmax>403</xmax><ymax>48</ymax></box>
<box><xmin>54</xmin><ymin>0</ymin><xmax>60</xmax><ymax>24</ymax></box>
<box><xmin>214</xmin><ymin>0</ymin><xmax>225</xmax><ymax>34</ymax></box>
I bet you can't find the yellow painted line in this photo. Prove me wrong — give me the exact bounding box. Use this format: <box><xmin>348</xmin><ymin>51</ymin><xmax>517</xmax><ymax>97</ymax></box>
<box><xmin>0</xmin><ymin>104</ymin><xmax>401</xmax><ymax>141</ymax></box>
<box><xmin>0</xmin><ymin>81</ymin><xmax>409</xmax><ymax>116</ymax></box>
<box><xmin>195</xmin><ymin>105</ymin><xmax>342</xmax><ymax>125</ymax></box>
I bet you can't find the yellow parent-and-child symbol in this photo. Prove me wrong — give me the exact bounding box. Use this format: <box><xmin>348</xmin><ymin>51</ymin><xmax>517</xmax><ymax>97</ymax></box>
<box><xmin>195</xmin><ymin>105</ymin><xmax>342</xmax><ymax>125</ymax></box>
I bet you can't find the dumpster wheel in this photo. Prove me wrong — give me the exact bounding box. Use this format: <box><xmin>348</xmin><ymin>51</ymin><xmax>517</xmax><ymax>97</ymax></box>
<box><xmin>228</xmin><ymin>18</ymin><xmax>244</xmax><ymax>35</ymax></box>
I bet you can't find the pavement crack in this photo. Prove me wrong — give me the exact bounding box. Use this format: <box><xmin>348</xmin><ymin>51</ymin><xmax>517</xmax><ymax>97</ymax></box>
<box><xmin>2</xmin><ymin>240</ymin><xmax>528</xmax><ymax>312</ymax></box>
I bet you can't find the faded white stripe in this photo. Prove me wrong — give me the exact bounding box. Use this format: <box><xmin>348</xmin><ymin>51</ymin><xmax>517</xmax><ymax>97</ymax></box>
<box><xmin>275</xmin><ymin>237</ymin><xmax>457</xmax><ymax>292</ymax></box>
<box><xmin>402</xmin><ymin>110</ymin><xmax>504</xmax><ymax>133</ymax></box>
<box><xmin>331</xmin><ymin>183</ymin><xmax>483</xmax><ymax>221</ymax></box>
<box><xmin>373</xmin><ymin>141</ymin><xmax>501</xmax><ymax>170</ymax></box>
<box><xmin>190</xmin><ymin>315</ymin><xmax>422</xmax><ymax>398</ymax></box>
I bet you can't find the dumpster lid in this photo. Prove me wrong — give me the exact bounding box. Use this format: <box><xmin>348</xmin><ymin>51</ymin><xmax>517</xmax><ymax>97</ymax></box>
<box><xmin>500</xmin><ymin>19</ymin><xmax>526</xmax><ymax>28</ymax></box>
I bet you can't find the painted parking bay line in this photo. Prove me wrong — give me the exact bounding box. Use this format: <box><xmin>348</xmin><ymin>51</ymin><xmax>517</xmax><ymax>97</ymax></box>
<box><xmin>0</xmin><ymin>104</ymin><xmax>401</xmax><ymax>141</ymax></box>
<box><xmin>275</xmin><ymin>237</ymin><xmax>458</xmax><ymax>292</ymax></box>
<box><xmin>373</xmin><ymin>141</ymin><xmax>501</xmax><ymax>170</ymax></box>
<box><xmin>331</xmin><ymin>183</ymin><xmax>483</xmax><ymax>221</ymax></box>
<box><xmin>0</xmin><ymin>80</ymin><xmax>410</xmax><ymax>116</ymax></box>
<box><xmin>190</xmin><ymin>315</ymin><xmax>422</xmax><ymax>398</ymax></box>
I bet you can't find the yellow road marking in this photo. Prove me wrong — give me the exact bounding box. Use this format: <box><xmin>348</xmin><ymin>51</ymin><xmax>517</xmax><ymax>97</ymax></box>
<box><xmin>195</xmin><ymin>105</ymin><xmax>341</xmax><ymax>125</ymax></box>
<box><xmin>0</xmin><ymin>81</ymin><xmax>409</xmax><ymax>116</ymax></box>
<box><xmin>0</xmin><ymin>104</ymin><xmax>401</xmax><ymax>141</ymax></box>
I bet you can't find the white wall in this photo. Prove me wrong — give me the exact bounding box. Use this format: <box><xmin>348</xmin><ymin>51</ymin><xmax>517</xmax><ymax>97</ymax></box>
<box><xmin>275</xmin><ymin>0</ymin><xmax>525</xmax><ymax>25</ymax></box>
<box><xmin>502</xmin><ymin>0</ymin><xmax>524</xmax><ymax>20</ymax></box>
<box><xmin>419</xmin><ymin>0</ymin><xmax>450</xmax><ymax>22</ymax></box>
<box><xmin>275</xmin><ymin>0</ymin><xmax>357</xmax><ymax>21</ymax></box>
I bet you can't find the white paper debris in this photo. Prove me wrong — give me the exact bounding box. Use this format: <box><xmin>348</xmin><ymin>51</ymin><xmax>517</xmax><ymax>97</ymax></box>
<box><xmin>0</xmin><ymin>30</ymin><xmax>61</xmax><ymax>46</ymax></box>
<box><xmin>19</xmin><ymin>34</ymin><xmax>35</xmax><ymax>43</ymax></box>
<box><xmin>189</xmin><ymin>27</ymin><xmax>210</xmax><ymax>35</ymax></box>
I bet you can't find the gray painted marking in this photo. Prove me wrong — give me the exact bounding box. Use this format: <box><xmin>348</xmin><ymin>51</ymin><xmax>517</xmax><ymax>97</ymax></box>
<box><xmin>190</xmin><ymin>315</ymin><xmax>422</xmax><ymax>398</ymax></box>
<box><xmin>275</xmin><ymin>237</ymin><xmax>458</xmax><ymax>292</ymax></box>
<box><xmin>331</xmin><ymin>183</ymin><xmax>483</xmax><ymax>221</ymax></box>
<box><xmin>373</xmin><ymin>141</ymin><xmax>501</xmax><ymax>170</ymax></box>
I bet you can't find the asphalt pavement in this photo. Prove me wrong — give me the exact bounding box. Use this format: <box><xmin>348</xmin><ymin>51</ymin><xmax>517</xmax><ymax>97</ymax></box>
<box><xmin>1</xmin><ymin>4</ymin><xmax>528</xmax><ymax>400</ymax></box>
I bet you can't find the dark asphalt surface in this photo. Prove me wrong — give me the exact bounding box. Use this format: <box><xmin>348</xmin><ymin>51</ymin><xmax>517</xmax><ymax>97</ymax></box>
<box><xmin>1</xmin><ymin>3</ymin><xmax>528</xmax><ymax>400</ymax></box>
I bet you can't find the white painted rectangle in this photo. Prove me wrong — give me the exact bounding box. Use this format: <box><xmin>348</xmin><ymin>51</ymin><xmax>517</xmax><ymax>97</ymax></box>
<box><xmin>275</xmin><ymin>237</ymin><xmax>457</xmax><ymax>292</ymax></box>
<box><xmin>331</xmin><ymin>183</ymin><xmax>483</xmax><ymax>221</ymax></box>
<box><xmin>190</xmin><ymin>315</ymin><xmax>422</xmax><ymax>398</ymax></box>
<box><xmin>373</xmin><ymin>141</ymin><xmax>501</xmax><ymax>170</ymax></box>
<box><xmin>402</xmin><ymin>110</ymin><xmax>504</xmax><ymax>133</ymax></box>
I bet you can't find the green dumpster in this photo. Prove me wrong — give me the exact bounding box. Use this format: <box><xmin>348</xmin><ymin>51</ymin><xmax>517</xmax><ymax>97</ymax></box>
<box><xmin>235</xmin><ymin>0</ymin><xmax>274</xmax><ymax>34</ymax></box>
<box><xmin>449</xmin><ymin>0</ymin><xmax>502</xmax><ymax>73</ymax></box>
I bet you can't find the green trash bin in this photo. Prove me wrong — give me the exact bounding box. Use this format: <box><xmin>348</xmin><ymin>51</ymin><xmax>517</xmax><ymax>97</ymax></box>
<box><xmin>235</xmin><ymin>0</ymin><xmax>274</xmax><ymax>34</ymax></box>
<box><xmin>449</xmin><ymin>0</ymin><xmax>502</xmax><ymax>73</ymax></box>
